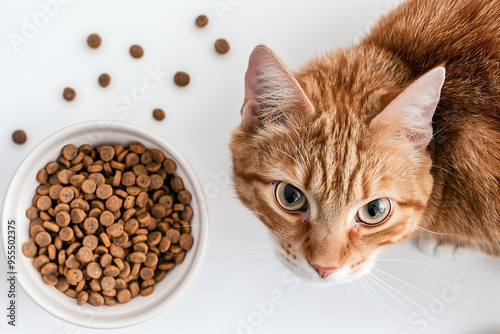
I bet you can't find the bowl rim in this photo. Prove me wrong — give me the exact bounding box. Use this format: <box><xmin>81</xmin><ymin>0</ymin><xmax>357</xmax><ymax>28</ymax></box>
<box><xmin>0</xmin><ymin>120</ymin><xmax>209</xmax><ymax>329</ymax></box>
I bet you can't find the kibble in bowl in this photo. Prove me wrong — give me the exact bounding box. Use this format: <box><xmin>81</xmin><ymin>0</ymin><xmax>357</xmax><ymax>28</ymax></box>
<box><xmin>1</xmin><ymin>121</ymin><xmax>208</xmax><ymax>329</ymax></box>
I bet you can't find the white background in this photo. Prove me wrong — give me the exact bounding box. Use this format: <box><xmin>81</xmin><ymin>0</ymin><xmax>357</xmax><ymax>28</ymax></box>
<box><xmin>1</xmin><ymin>0</ymin><xmax>500</xmax><ymax>333</ymax></box>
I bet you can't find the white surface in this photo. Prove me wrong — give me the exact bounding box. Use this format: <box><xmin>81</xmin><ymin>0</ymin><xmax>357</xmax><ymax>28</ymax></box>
<box><xmin>0</xmin><ymin>0</ymin><xmax>499</xmax><ymax>333</ymax></box>
<box><xmin>1</xmin><ymin>121</ymin><xmax>208</xmax><ymax>329</ymax></box>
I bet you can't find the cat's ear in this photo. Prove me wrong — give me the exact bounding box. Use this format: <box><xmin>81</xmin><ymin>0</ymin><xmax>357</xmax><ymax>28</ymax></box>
<box><xmin>241</xmin><ymin>45</ymin><xmax>315</xmax><ymax>128</ymax></box>
<box><xmin>370</xmin><ymin>67</ymin><xmax>445</xmax><ymax>148</ymax></box>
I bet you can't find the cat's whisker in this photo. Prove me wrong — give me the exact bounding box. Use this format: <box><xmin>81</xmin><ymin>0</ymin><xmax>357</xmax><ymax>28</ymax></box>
<box><xmin>376</xmin><ymin>259</ymin><xmax>474</xmax><ymax>277</ymax></box>
<box><xmin>416</xmin><ymin>226</ymin><xmax>457</xmax><ymax>236</ymax></box>
<box><xmin>204</xmin><ymin>249</ymin><xmax>276</xmax><ymax>263</ymax></box>
<box><xmin>352</xmin><ymin>280</ymin><xmax>362</xmax><ymax>309</ymax></box>
<box><xmin>367</xmin><ymin>273</ymin><xmax>441</xmax><ymax>333</ymax></box>
<box><xmin>228</xmin><ymin>263</ymin><xmax>284</xmax><ymax>308</ymax></box>
<box><xmin>346</xmin><ymin>281</ymin><xmax>352</xmax><ymax>306</ymax></box>
<box><xmin>209</xmin><ymin>256</ymin><xmax>280</xmax><ymax>285</ymax></box>
<box><xmin>364</xmin><ymin>274</ymin><xmax>418</xmax><ymax>324</ymax></box>
<box><xmin>216</xmin><ymin>231</ymin><xmax>276</xmax><ymax>247</ymax></box>
<box><xmin>371</xmin><ymin>267</ymin><xmax>466</xmax><ymax>326</ymax></box>
<box><xmin>359</xmin><ymin>277</ymin><xmax>397</xmax><ymax>333</ymax></box>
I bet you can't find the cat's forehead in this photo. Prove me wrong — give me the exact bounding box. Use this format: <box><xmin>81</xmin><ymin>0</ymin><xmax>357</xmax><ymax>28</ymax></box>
<box><xmin>262</xmin><ymin>115</ymin><xmax>371</xmax><ymax>205</ymax></box>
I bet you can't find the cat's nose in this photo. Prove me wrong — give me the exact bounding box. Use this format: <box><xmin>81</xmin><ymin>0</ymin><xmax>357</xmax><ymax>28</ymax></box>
<box><xmin>309</xmin><ymin>262</ymin><xmax>339</xmax><ymax>278</ymax></box>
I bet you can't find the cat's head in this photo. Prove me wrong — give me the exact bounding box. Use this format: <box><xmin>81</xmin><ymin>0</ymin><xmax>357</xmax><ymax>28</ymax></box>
<box><xmin>230</xmin><ymin>45</ymin><xmax>445</xmax><ymax>285</ymax></box>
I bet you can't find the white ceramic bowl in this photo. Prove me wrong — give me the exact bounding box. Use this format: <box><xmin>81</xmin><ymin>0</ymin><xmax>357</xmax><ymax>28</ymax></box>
<box><xmin>1</xmin><ymin>121</ymin><xmax>208</xmax><ymax>329</ymax></box>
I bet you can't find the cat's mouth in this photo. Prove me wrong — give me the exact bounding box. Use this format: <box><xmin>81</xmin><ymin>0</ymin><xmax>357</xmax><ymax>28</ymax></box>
<box><xmin>279</xmin><ymin>250</ymin><xmax>375</xmax><ymax>286</ymax></box>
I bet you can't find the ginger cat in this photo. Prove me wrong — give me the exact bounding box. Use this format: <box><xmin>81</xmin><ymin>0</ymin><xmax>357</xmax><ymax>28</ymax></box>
<box><xmin>229</xmin><ymin>0</ymin><xmax>499</xmax><ymax>284</ymax></box>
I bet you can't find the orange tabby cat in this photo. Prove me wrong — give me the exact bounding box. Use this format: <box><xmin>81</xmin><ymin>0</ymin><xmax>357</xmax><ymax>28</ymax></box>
<box><xmin>230</xmin><ymin>0</ymin><xmax>499</xmax><ymax>284</ymax></box>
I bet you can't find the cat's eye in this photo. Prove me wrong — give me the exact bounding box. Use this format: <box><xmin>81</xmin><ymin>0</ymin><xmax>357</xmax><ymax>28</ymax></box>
<box><xmin>356</xmin><ymin>198</ymin><xmax>392</xmax><ymax>226</ymax></box>
<box><xmin>274</xmin><ymin>182</ymin><xmax>307</xmax><ymax>212</ymax></box>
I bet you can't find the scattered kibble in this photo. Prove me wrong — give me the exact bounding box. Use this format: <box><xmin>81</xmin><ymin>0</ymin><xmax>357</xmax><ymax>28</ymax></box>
<box><xmin>87</xmin><ymin>34</ymin><xmax>102</xmax><ymax>49</ymax></box>
<box><xmin>12</xmin><ymin>130</ymin><xmax>27</xmax><ymax>144</ymax></box>
<box><xmin>129</xmin><ymin>45</ymin><xmax>144</xmax><ymax>59</ymax></box>
<box><xmin>63</xmin><ymin>87</ymin><xmax>76</xmax><ymax>101</ymax></box>
<box><xmin>195</xmin><ymin>15</ymin><xmax>209</xmax><ymax>28</ymax></box>
<box><xmin>174</xmin><ymin>71</ymin><xmax>190</xmax><ymax>87</ymax></box>
<box><xmin>152</xmin><ymin>109</ymin><xmax>165</xmax><ymax>121</ymax></box>
<box><xmin>214</xmin><ymin>38</ymin><xmax>230</xmax><ymax>54</ymax></box>
<box><xmin>98</xmin><ymin>73</ymin><xmax>111</xmax><ymax>88</ymax></box>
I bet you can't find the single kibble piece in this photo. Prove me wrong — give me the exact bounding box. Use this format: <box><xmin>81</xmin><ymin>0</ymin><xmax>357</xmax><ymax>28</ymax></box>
<box><xmin>76</xmin><ymin>246</ymin><xmax>93</xmax><ymax>263</ymax></box>
<box><xmin>88</xmin><ymin>292</ymin><xmax>104</xmax><ymax>306</ymax></box>
<box><xmin>59</xmin><ymin>226</ymin><xmax>74</xmax><ymax>242</ymax></box>
<box><xmin>63</xmin><ymin>87</ymin><xmax>76</xmax><ymax>101</ymax></box>
<box><xmin>166</xmin><ymin>229</ymin><xmax>180</xmax><ymax>244</ymax></box>
<box><xmin>57</xmin><ymin>169</ymin><xmax>73</xmax><ymax>184</ymax></box>
<box><xmin>163</xmin><ymin>159</ymin><xmax>177</xmax><ymax>174</ymax></box>
<box><xmin>22</xmin><ymin>239</ymin><xmax>38</xmax><ymax>258</ymax></box>
<box><xmin>40</xmin><ymin>262</ymin><xmax>58</xmax><ymax>275</ymax></box>
<box><xmin>117</xmin><ymin>288</ymin><xmax>131</xmax><ymax>304</ymax></box>
<box><xmin>12</xmin><ymin>130</ymin><xmax>27</xmax><ymax>144</ymax></box>
<box><xmin>179</xmin><ymin>233</ymin><xmax>194</xmax><ymax>251</ymax></box>
<box><xmin>87</xmin><ymin>33</ymin><xmax>101</xmax><ymax>48</ymax></box>
<box><xmin>86</xmin><ymin>262</ymin><xmax>102</xmax><ymax>279</ymax></box>
<box><xmin>96</xmin><ymin>184</ymin><xmax>113</xmax><ymax>199</ymax></box>
<box><xmin>81</xmin><ymin>179</ymin><xmax>96</xmax><ymax>194</ymax></box>
<box><xmin>101</xmin><ymin>276</ymin><xmax>115</xmax><ymax>291</ymax></box>
<box><xmin>42</xmin><ymin>274</ymin><xmax>59</xmax><ymax>286</ymax></box>
<box><xmin>174</xmin><ymin>71</ymin><xmax>190</xmax><ymax>87</ymax></box>
<box><xmin>62</xmin><ymin>144</ymin><xmax>78</xmax><ymax>160</ymax></box>
<box><xmin>178</xmin><ymin>190</ymin><xmax>192</xmax><ymax>205</ymax></box>
<box><xmin>77</xmin><ymin>291</ymin><xmax>89</xmax><ymax>306</ymax></box>
<box><xmin>59</xmin><ymin>187</ymin><xmax>75</xmax><ymax>203</ymax></box>
<box><xmin>106</xmin><ymin>195</ymin><xmax>123</xmax><ymax>211</ymax></box>
<box><xmin>152</xmin><ymin>108</ymin><xmax>165</xmax><ymax>121</ymax></box>
<box><xmin>99</xmin><ymin>145</ymin><xmax>115</xmax><ymax>161</ymax></box>
<box><xmin>36</xmin><ymin>195</ymin><xmax>52</xmax><ymax>211</ymax></box>
<box><xmin>66</xmin><ymin>268</ymin><xmax>83</xmax><ymax>285</ymax></box>
<box><xmin>99</xmin><ymin>210</ymin><xmax>115</xmax><ymax>227</ymax></box>
<box><xmin>214</xmin><ymin>38</ymin><xmax>230</xmax><ymax>54</ymax></box>
<box><xmin>129</xmin><ymin>44</ymin><xmax>144</xmax><ymax>58</ymax></box>
<box><xmin>195</xmin><ymin>14</ymin><xmax>209</xmax><ymax>28</ymax></box>
<box><xmin>98</xmin><ymin>73</ymin><xmax>111</xmax><ymax>87</ymax></box>
<box><xmin>49</xmin><ymin>184</ymin><xmax>63</xmax><ymax>200</ymax></box>
<box><xmin>82</xmin><ymin>235</ymin><xmax>98</xmax><ymax>250</ymax></box>
<box><xmin>170</xmin><ymin>176</ymin><xmax>184</xmax><ymax>192</ymax></box>
<box><xmin>35</xmin><ymin>231</ymin><xmax>52</xmax><ymax>248</ymax></box>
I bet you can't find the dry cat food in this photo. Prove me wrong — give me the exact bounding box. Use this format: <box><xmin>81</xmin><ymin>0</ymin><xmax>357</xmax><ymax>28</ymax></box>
<box><xmin>12</xmin><ymin>130</ymin><xmax>27</xmax><ymax>144</ymax></box>
<box><xmin>152</xmin><ymin>109</ymin><xmax>165</xmax><ymax>121</ymax></box>
<box><xmin>174</xmin><ymin>71</ymin><xmax>190</xmax><ymax>87</ymax></box>
<box><xmin>63</xmin><ymin>87</ymin><xmax>76</xmax><ymax>101</ymax></box>
<box><xmin>214</xmin><ymin>39</ymin><xmax>230</xmax><ymax>54</ymax></box>
<box><xmin>129</xmin><ymin>45</ymin><xmax>144</xmax><ymax>59</ymax></box>
<box><xmin>98</xmin><ymin>73</ymin><xmax>111</xmax><ymax>88</ymax></box>
<box><xmin>87</xmin><ymin>34</ymin><xmax>102</xmax><ymax>49</ymax></box>
<box><xmin>22</xmin><ymin>142</ymin><xmax>195</xmax><ymax>306</ymax></box>
<box><xmin>195</xmin><ymin>15</ymin><xmax>209</xmax><ymax>28</ymax></box>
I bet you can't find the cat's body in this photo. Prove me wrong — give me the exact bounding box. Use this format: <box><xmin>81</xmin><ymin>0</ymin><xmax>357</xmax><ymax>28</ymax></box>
<box><xmin>230</xmin><ymin>0</ymin><xmax>499</xmax><ymax>284</ymax></box>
